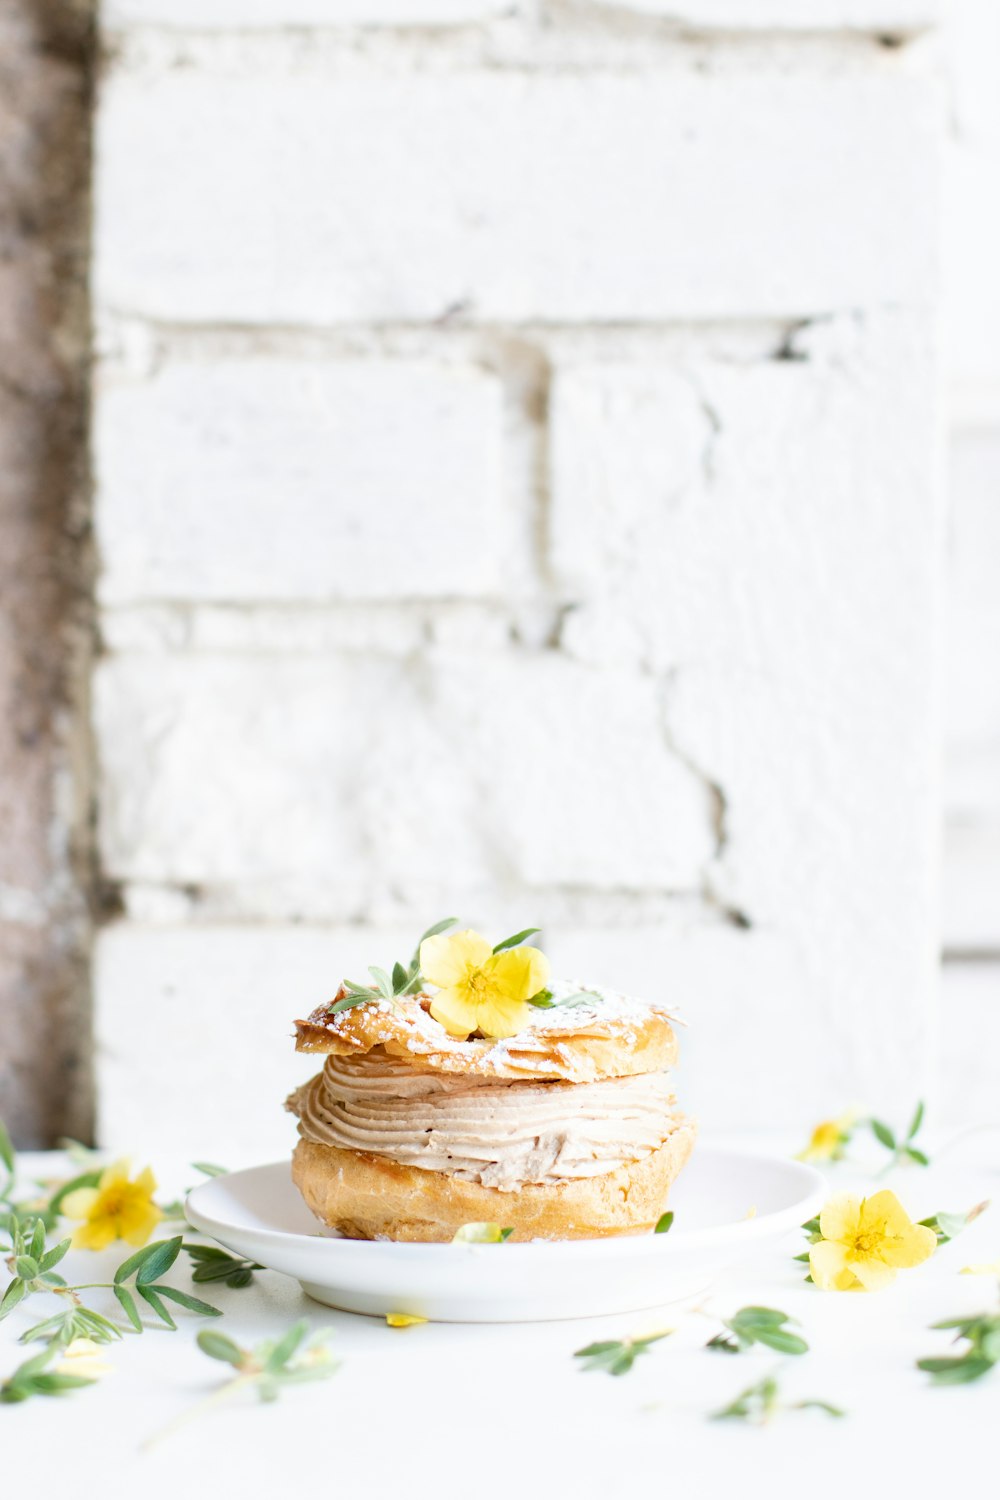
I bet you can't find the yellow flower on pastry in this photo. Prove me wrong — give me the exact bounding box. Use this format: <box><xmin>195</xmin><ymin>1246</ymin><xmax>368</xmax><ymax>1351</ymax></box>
<box><xmin>420</xmin><ymin>929</ymin><xmax>549</xmax><ymax>1040</ymax></box>
<box><xmin>808</xmin><ymin>1190</ymin><xmax>936</xmax><ymax>1292</ymax></box>
<box><xmin>61</xmin><ymin>1158</ymin><xmax>163</xmax><ymax>1251</ymax></box>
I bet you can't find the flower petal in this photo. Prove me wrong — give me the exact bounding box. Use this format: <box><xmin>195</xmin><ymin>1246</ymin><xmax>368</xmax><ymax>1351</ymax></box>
<box><xmin>429</xmin><ymin>988</ymin><xmax>478</xmax><ymax>1040</ymax></box>
<box><xmin>119</xmin><ymin>1200</ymin><xmax>163</xmax><ymax>1248</ymax></box>
<box><xmin>809</xmin><ymin>1240</ymin><xmax>854</xmax><ymax>1291</ymax></box>
<box><xmin>472</xmin><ymin>996</ymin><xmax>533</xmax><ymax>1040</ymax></box>
<box><xmin>860</xmin><ymin>1190</ymin><xmax>912</xmax><ymax>1239</ymax></box>
<box><xmin>72</xmin><ymin>1219</ymin><xmax>117</xmax><ymax>1251</ymax></box>
<box><xmin>846</xmin><ymin>1255</ymin><xmax>898</xmax><ymax>1292</ymax></box>
<box><xmin>420</xmin><ymin>930</ymin><xmax>492</xmax><ymax>989</ymax></box>
<box><xmin>135</xmin><ymin>1166</ymin><xmax>158</xmax><ymax>1197</ymax></box>
<box><xmin>98</xmin><ymin>1158</ymin><xmax>131</xmax><ymax>1192</ymax></box>
<box><xmin>819</xmin><ymin>1194</ymin><xmax>861</xmax><ymax>1245</ymax></box>
<box><xmin>60</xmin><ymin>1187</ymin><xmax>100</xmax><ymax>1221</ymax></box>
<box><xmin>880</xmin><ymin>1222</ymin><xmax>937</xmax><ymax>1269</ymax></box>
<box><xmin>484</xmin><ymin>945</ymin><xmax>550</xmax><ymax>1003</ymax></box>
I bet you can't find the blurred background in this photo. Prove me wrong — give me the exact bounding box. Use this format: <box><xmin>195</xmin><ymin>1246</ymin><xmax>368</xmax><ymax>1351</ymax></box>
<box><xmin>0</xmin><ymin>0</ymin><xmax>995</xmax><ymax>1155</ymax></box>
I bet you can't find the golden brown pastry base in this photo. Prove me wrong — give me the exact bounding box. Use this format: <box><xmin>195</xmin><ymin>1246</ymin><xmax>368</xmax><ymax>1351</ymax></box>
<box><xmin>291</xmin><ymin>1123</ymin><xmax>696</xmax><ymax>1242</ymax></box>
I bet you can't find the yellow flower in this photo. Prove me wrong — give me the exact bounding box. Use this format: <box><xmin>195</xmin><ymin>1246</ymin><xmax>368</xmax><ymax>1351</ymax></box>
<box><xmin>420</xmin><ymin>929</ymin><xmax>549</xmax><ymax>1040</ymax></box>
<box><xmin>809</xmin><ymin>1190</ymin><xmax>936</xmax><ymax>1292</ymax></box>
<box><xmin>797</xmin><ymin>1111</ymin><xmax>857</xmax><ymax>1163</ymax></box>
<box><xmin>386</xmin><ymin>1313</ymin><xmax>428</xmax><ymax>1328</ymax></box>
<box><xmin>61</xmin><ymin>1158</ymin><xmax>163</xmax><ymax>1251</ymax></box>
<box><xmin>55</xmin><ymin>1339</ymin><xmax>114</xmax><ymax>1380</ymax></box>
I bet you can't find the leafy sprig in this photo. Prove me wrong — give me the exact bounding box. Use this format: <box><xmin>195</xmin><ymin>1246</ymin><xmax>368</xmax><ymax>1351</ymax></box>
<box><xmin>527</xmin><ymin>988</ymin><xmax>601</xmax><ymax>1011</ymax></box>
<box><xmin>574</xmin><ymin>1330</ymin><xmax>671</xmax><ymax>1376</ymax></box>
<box><xmin>706</xmin><ymin>1306</ymin><xmax>808</xmax><ymax>1357</ymax></box>
<box><xmin>918</xmin><ymin>1310</ymin><xmax>1000</xmax><ymax>1386</ymax></box>
<box><xmin>712</xmin><ymin>1373</ymin><xmax>843</xmax><ymax>1425</ymax></box>
<box><xmin>0</xmin><ymin>1212</ymin><xmax>72</xmax><ymax>1321</ymax></box>
<box><xmin>113</xmin><ymin>1237</ymin><xmax>222</xmax><ymax>1331</ymax></box>
<box><xmin>918</xmin><ymin>1200</ymin><xmax>990</xmax><ymax>1246</ymax></box>
<box><xmin>869</xmin><ymin>1101</ymin><xmax>929</xmax><ymax>1169</ymax></box>
<box><xmin>183</xmin><ymin>1243</ymin><xmax>263</xmax><ymax>1289</ymax></box>
<box><xmin>144</xmin><ymin>1321</ymin><xmax>340</xmax><ymax>1449</ymax></box>
<box><xmin>0</xmin><ymin>1346</ymin><xmax>97</xmax><ymax>1405</ymax></box>
<box><xmin>19</xmin><ymin>1304</ymin><xmax>123</xmax><ymax>1349</ymax></box>
<box><xmin>327</xmin><ymin>918</ymin><xmax>458</xmax><ymax>1015</ymax></box>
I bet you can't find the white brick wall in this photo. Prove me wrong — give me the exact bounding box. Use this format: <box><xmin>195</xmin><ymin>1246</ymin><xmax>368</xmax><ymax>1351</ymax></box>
<box><xmin>92</xmin><ymin>6</ymin><xmax>947</xmax><ymax>1140</ymax></box>
<box><xmin>94</xmin><ymin>359</ymin><xmax>503</xmax><ymax>603</ymax></box>
<box><xmin>95</xmin><ymin>72</ymin><xmax>938</xmax><ymax>325</ymax></box>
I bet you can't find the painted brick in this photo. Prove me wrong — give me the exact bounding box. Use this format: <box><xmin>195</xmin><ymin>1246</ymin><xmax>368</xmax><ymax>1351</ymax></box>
<box><xmin>588</xmin><ymin>0</ymin><xmax>938</xmax><ymax>28</ymax></box>
<box><xmin>104</xmin><ymin>0</ymin><xmax>511</xmax><ymax>24</ymax></box>
<box><xmin>551</xmin><ymin>311</ymin><xmax>942</xmax><ymax>1085</ymax></box>
<box><xmin>93</xmin><ymin>650</ymin><xmax>716</xmax><ymax>909</ymax></box>
<box><xmin>93</xmin><ymin>925</ymin><xmax>413</xmax><ymax>1156</ymax></box>
<box><xmin>94</xmin><ymin>71</ymin><xmax>938</xmax><ymax>325</ymax></box>
<box><xmin>94</xmin><ymin>359</ymin><xmax>503</xmax><ymax>604</ymax></box>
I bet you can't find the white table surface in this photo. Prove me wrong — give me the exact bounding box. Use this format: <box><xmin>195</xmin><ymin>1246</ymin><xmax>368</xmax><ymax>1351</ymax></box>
<box><xmin>4</xmin><ymin>1134</ymin><xmax>1000</xmax><ymax>1500</ymax></box>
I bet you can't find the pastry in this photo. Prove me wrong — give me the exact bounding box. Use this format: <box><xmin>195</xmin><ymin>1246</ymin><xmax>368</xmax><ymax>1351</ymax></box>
<box><xmin>286</xmin><ymin>923</ymin><xmax>695</xmax><ymax>1241</ymax></box>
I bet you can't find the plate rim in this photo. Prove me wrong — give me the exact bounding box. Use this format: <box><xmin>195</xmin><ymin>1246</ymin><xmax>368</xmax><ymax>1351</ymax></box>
<box><xmin>185</xmin><ymin>1146</ymin><xmax>826</xmax><ymax>1259</ymax></box>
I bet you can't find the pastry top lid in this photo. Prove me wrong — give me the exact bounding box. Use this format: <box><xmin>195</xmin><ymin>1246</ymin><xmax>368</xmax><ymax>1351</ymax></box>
<box><xmin>293</xmin><ymin>977</ymin><xmax>679</xmax><ymax>1086</ymax></box>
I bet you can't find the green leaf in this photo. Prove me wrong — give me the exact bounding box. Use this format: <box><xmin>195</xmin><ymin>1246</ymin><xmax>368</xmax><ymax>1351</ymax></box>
<box><xmin>77</xmin><ymin>1308</ymin><xmax>123</xmax><ymax>1342</ymax></box>
<box><xmin>29</xmin><ymin>1217</ymin><xmax>46</xmax><ymax>1260</ymax></box>
<box><xmin>135</xmin><ymin>1236</ymin><xmax>183</xmax><ymax>1285</ymax></box>
<box><xmin>197</xmin><ymin>1329</ymin><xmax>245</xmax><ymax>1368</ymax></box>
<box><xmin>391</xmin><ymin>962</ymin><xmax>408</xmax><ymax>993</ymax></box>
<box><xmin>796</xmin><ymin>1400</ymin><xmax>845</xmax><ymax>1418</ymax></box>
<box><xmin>750</xmin><ymin>1327</ymin><xmax>809</xmax><ymax>1356</ymax></box>
<box><xmin>0</xmin><ymin>1118</ymin><xmax>14</xmax><ymax>1174</ymax></box>
<box><xmin>152</xmin><ymin>1285</ymin><xmax>222</xmax><ymax>1318</ymax></box>
<box><xmin>0</xmin><ymin>1279</ymin><xmax>26</xmax><ymax>1320</ymax></box>
<box><xmin>411</xmin><ymin>917</ymin><xmax>458</xmax><ymax>965</ymax></box>
<box><xmin>907</xmin><ymin>1100</ymin><xmax>925</xmax><ymax>1141</ymax></box>
<box><xmin>368</xmin><ymin>966</ymin><xmax>393</xmax><ymax>997</ymax></box>
<box><xmin>526</xmin><ymin>989</ymin><xmax>555</xmax><ymax>1008</ymax></box>
<box><xmin>492</xmin><ymin>928</ymin><xmax>541</xmax><ymax>954</ymax></box>
<box><xmin>14</xmin><ymin>1255</ymin><xmax>39</xmax><ymax>1281</ymax></box>
<box><xmin>48</xmin><ymin>1169</ymin><xmax>102</xmax><ymax>1217</ymax></box>
<box><xmin>191</xmin><ymin>1162</ymin><xmax>228</xmax><ymax>1178</ymax></box>
<box><xmin>729</xmin><ymin>1307</ymin><xmax>788</xmax><ymax>1328</ymax></box>
<box><xmin>870</xmin><ymin>1118</ymin><xmax>897</xmax><ymax>1151</ymax></box>
<box><xmin>113</xmin><ymin>1284</ymin><xmax>143</xmax><ymax>1332</ymax></box>
<box><xmin>327</xmin><ymin>992</ymin><xmax>374</xmax><ymax>1015</ymax></box>
<box><xmin>113</xmin><ymin>1242</ymin><xmax>156</xmax><ymax>1285</ymax></box>
<box><xmin>918</xmin><ymin>1356</ymin><xmax>995</xmax><ymax>1385</ymax></box>
<box><xmin>265</xmin><ymin>1319</ymin><xmax>309</xmax><ymax>1373</ymax></box>
<box><xmin>906</xmin><ymin>1146</ymin><xmax>930</xmax><ymax>1167</ymax></box>
<box><xmin>137</xmin><ymin>1284</ymin><xmax>176</xmax><ymax>1329</ymax></box>
<box><xmin>654</xmin><ymin>1211</ymin><xmax>674</xmax><ymax>1234</ymax></box>
<box><xmin>38</xmin><ymin>1238</ymin><xmax>71</xmax><ymax>1274</ymax></box>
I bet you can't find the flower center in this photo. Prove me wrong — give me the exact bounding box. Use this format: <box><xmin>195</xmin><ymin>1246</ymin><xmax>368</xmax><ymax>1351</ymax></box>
<box><xmin>467</xmin><ymin>969</ymin><xmax>492</xmax><ymax>998</ymax></box>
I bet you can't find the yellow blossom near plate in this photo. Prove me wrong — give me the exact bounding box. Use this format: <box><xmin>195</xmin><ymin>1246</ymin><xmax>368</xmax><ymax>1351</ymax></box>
<box><xmin>61</xmin><ymin>1158</ymin><xmax>163</xmax><ymax>1251</ymax></box>
<box><xmin>55</xmin><ymin>1339</ymin><xmax>114</xmax><ymax>1380</ymax></box>
<box><xmin>420</xmin><ymin>928</ymin><xmax>549</xmax><ymax>1040</ymax></box>
<box><xmin>809</xmin><ymin>1190</ymin><xmax>936</xmax><ymax>1291</ymax></box>
<box><xmin>797</xmin><ymin>1111</ymin><xmax>858</xmax><ymax>1163</ymax></box>
<box><xmin>385</xmin><ymin>1313</ymin><xmax>428</xmax><ymax>1328</ymax></box>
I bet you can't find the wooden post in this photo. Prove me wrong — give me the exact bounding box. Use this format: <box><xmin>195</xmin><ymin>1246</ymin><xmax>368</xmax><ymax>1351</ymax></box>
<box><xmin>0</xmin><ymin>0</ymin><xmax>95</xmax><ymax>1146</ymax></box>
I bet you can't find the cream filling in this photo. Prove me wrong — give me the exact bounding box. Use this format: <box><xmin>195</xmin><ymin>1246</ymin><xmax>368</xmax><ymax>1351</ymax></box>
<box><xmin>287</xmin><ymin>1052</ymin><xmax>681</xmax><ymax>1192</ymax></box>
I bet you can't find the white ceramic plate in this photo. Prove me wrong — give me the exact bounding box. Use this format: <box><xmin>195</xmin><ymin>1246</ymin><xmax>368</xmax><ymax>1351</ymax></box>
<box><xmin>185</xmin><ymin>1147</ymin><xmax>825</xmax><ymax>1323</ymax></box>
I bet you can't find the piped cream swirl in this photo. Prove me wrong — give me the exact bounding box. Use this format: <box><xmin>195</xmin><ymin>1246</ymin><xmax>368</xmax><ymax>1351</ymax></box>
<box><xmin>287</xmin><ymin>1051</ymin><xmax>680</xmax><ymax>1192</ymax></box>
